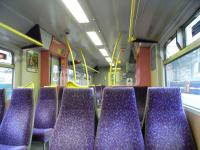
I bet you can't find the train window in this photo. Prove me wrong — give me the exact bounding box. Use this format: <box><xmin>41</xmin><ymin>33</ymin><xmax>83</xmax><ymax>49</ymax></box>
<box><xmin>166</xmin><ymin>47</ymin><xmax>200</xmax><ymax>109</ymax></box>
<box><xmin>0</xmin><ymin>50</ymin><xmax>12</xmax><ymax>64</ymax></box>
<box><xmin>166</xmin><ymin>37</ymin><xmax>180</xmax><ymax>58</ymax></box>
<box><xmin>68</xmin><ymin>69</ymin><xmax>74</xmax><ymax>81</ymax></box>
<box><xmin>0</xmin><ymin>49</ymin><xmax>13</xmax><ymax>100</ymax></box>
<box><xmin>185</xmin><ymin>12</ymin><xmax>200</xmax><ymax>45</ymax></box>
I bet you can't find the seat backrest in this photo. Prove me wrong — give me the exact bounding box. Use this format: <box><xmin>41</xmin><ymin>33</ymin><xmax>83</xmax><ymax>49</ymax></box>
<box><xmin>0</xmin><ymin>89</ymin><xmax>34</xmax><ymax>146</ymax></box>
<box><xmin>34</xmin><ymin>87</ymin><xmax>57</xmax><ymax>129</ymax></box>
<box><xmin>134</xmin><ymin>86</ymin><xmax>148</xmax><ymax>122</ymax></box>
<box><xmin>0</xmin><ymin>89</ymin><xmax>5</xmax><ymax>123</ymax></box>
<box><xmin>95</xmin><ymin>87</ymin><xmax>144</xmax><ymax>150</ymax></box>
<box><xmin>145</xmin><ymin>87</ymin><xmax>196</xmax><ymax>150</ymax></box>
<box><xmin>49</xmin><ymin>88</ymin><xmax>95</xmax><ymax>150</ymax></box>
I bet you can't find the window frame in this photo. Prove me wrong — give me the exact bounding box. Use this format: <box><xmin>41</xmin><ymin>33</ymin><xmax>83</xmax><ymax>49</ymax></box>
<box><xmin>164</xmin><ymin>9</ymin><xmax>200</xmax><ymax>113</ymax></box>
<box><xmin>164</xmin><ymin>34</ymin><xmax>180</xmax><ymax>59</ymax></box>
<box><xmin>0</xmin><ymin>47</ymin><xmax>15</xmax><ymax>99</ymax></box>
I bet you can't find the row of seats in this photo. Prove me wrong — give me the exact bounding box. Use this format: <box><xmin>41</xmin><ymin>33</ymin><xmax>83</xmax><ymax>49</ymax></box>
<box><xmin>50</xmin><ymin>87</ymin><xmax>196</xmax><ymax>149</ymax></box>
<box><xmin>0</xmin><ymin>87</ymin><xmax>196</xmax><ymax>149</ymax></box>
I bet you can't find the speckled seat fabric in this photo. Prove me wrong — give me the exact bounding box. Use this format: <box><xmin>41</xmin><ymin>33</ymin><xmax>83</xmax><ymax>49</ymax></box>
<box><xmin>0</xmin><ymin>89</ymin><xmax>34</xmax><ymax>150</ymax></box>
<box><xmin>145</xmin><ymin>87</ymin><xmax>196</xmax><ymax>150</ymax></box>
<box><xmin>95</xmin><ymin>87</ymin><xmax>145</xmax><ymax>150</ymax></box>
<box><xmin>32</xmin><ymin>88</ymin><xmax>57</xmax><ymax>143</ymax></box>
<box><xmin>0</xmin><ymin>89</ymin><xmax>5</xmax><ymax>124</ymax></box>
<box><xmin>0</xmin><ymin>144</ymin><xmax>27</xmax><ymax>150</ymax></box>
<box><xmin>134</xmin><ymin>86</ymin><xmax>148</xmax><ymax>123</ymax></box>
<box><xmin>49</xmin><ymin>88</ymin><xmax>95</xmax><ymax>150</ymax></box>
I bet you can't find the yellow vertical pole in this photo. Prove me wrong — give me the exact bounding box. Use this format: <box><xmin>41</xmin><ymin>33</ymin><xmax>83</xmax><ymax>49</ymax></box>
<box><xmin>79</xmin><ymin>48</ymin><xmax>89</xmax><ymax>86</ymax></box>
<box><xmin>64</xmin><ymin>36</ymin><xmax>77</xmax><ymax>82</ymax></box>
<box><xmin>114</xmin><ymin>50</ymin><xmax>121</xmax><ymax>85</ymax></box>
<box><xmin>128</xmin><ymin>0</ymin><xmax>136</xmax><ymax>42</ymax></box>
<box><xmin>108</xmin><ymin>32</ymin><xmax>122</xmax><ymax>86</ymax></box>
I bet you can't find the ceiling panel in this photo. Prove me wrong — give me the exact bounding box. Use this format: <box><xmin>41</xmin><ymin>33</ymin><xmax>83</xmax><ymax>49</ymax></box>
<box><xmin>133</xmin><ymin>0</ymin><xmax>200</xmax><ymax>42</ymax></box>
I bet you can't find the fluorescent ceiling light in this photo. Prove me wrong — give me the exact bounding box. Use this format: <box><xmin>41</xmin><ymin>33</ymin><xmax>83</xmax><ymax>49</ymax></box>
<box><xmin>86</xmin><ymin>31</ymin><xmax>103</xmax><ymax>46</ymax></box>
<box><xmin>105</xmin><ymin>57</ymin><xmax>112</xmax><ymax>63</ymax></box>
<box><xmin>99</xmin><ymin>49</ymin><xmax>108</xmax><ymax>57</ymax></box>
<box><xmin>62</xmin><ymin>0</ymin><xmax>89</xmax><ymax>23</ymax></box>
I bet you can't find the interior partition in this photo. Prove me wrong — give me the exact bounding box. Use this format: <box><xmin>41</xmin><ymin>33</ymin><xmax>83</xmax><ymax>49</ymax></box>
<box><xmin>135</xmin><ymin>47</ymin><xmax>151</xmax><ymax>86</ymax></box>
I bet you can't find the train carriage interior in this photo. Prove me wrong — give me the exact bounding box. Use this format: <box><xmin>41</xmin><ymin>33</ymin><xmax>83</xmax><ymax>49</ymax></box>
<box><xmin>0</xmin><ymin>0</ymin><xmax>200</xmax><ymax>149</ymax></box>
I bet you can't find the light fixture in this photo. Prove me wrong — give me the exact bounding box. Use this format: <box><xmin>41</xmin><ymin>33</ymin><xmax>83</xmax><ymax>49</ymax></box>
<box><xmin>62</xmin><ymin>0</ymin><xmax>89</xmax><ymax>23</ymax></box>
<box><xmin>99</xmin><ymin>48</ymin><xmax>108</xmax><ymax>56</ymax></box>
<box><xmin>86</xmin><ymin>31</ymin><xmax>103</xmax><ymax>46</ymax></box>
<box><xmin>105</xmin><ymin>57</ymin><xmax>112</xmax><ymax>63</ymax></box>
<box><xmin>110</xmin><ymin>63</ymin><xmax>115</xmax><ymax>66</ymax></box>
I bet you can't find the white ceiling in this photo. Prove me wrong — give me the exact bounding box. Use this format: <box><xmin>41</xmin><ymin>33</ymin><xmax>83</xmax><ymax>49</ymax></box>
<box><xmin>0</xmin><ymin>0</ymin><xmax>200</xmax><ymax>67</ymax></box>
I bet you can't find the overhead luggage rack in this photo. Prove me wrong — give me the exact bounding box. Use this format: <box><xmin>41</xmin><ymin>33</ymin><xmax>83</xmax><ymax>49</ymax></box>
<box><xmin>0</xmin><ymin>22</ymin><xmax>43</xmax><ymax>48</ymax></box>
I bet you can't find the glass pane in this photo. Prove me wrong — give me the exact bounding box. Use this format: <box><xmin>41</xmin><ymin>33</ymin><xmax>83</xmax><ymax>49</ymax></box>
<box><xmin>166</xmin><ymin>47</ymin><xmax>200</xmax><ymax>95</ymax></box>
<box><xmin>0</xmin><ymin>67</ymin><xmax>13</xmax><ymax>100</ymax></box>
<box><xmin>68</xmin><ymin>69</ymin><xmax>74</xmax><ymax>81</ymax></box>
<box><xmin>185</xmin><ymin>14</ymin><xmax>200</xmax><ymax>45</ymax></box>
<box><xmin>166</xmin><ymin>38</ymin><xmax>179</xmax><ymax>58</ymax></box>
<box><xmin>0</xmin><ymin>49</ymin><xmax>12</xmax><ymax>64</ymax></box>
<box><xmin>51</xmin><ymin>57</ymin><xmax>60</xmax><ymax>86</ymax></box>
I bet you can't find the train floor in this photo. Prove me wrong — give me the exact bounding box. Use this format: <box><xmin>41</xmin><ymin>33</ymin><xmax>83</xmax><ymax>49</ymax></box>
<box><xmin>31</xmin><ymin>142</ymin><xmax>49</xmax><ymax>150</ymax></box>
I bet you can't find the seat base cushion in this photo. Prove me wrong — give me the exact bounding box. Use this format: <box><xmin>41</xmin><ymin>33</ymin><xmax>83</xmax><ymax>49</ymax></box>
<box><xmin>0</xmin><ymin>144</ymin><xmax>27</xmax><ymax>150</ymax></box>
<box><xmin>32</xmin><ymin>128</ymin><xmax>54</xmax><ymax>143</ymax></box>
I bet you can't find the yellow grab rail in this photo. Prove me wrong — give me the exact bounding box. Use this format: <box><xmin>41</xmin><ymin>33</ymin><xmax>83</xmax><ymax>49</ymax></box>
<box><xmin>0</xmin><ymin>22</ymin><xmax>43</xmax><ymax>46</ymax></box>
<box><xmin>114</xmin><ymin>50</ymin><xmax>121</xmax><ymax>85</ymax></box>
<box><xmin>79</xmin><ymin>49</ymin><xmax>89</xmax><ymax>85</ymax></box>
<box><xmin>84</xmin><ymin>64</ymin><xmax>100</xmax><ymax>73</ymax></box>
<box><xmin>18</xmin><ymin>81</ymin><xmax>35</xmax><ymax>89</ymax></box>
<box><xmin>108</xmin><ymin>32</ymin><xmax>122</xmax><ymax>86</ymax></box>
<box><xmin>128</xmin><ymin>0</ymin><xmax>136</xmax><ymax>42</ymax></box>
<box><xmin>64</xmin><ymin>35</ymin><xmax>77</xmax><ymax>82</ymax></box>
<box><xmin>66</xmin><ymin>81</ymin><xmax>88</xmax><ymax>88</ymax></box>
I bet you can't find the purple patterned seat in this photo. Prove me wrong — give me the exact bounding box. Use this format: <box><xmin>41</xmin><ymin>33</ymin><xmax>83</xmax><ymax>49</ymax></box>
<box><xmin>145</xmin><ymin>87</ymin><xmax>196</xmax><ymax>150</ymax></box>
<box><xmin>134</xmin><ymin>86</ymin><xmax>148</xmax><ymax>123</ymax></box>
<box><xmin>0</xmin><ymin>89</ymin><xmax>34</xmax><ymax>150</ymax></box>
<box><xmin>49</xmin><ymin>88</ymin><xmax>95</xmax><ymax>150</ymax></box>
<box><xmin>0</xmin><ymin>89</ymin><xmax>5</xmax><ymax>123</ymax></box>
<box><xmin>95</xmin><ymin>87</ymin><xmax>144</xmax><ymax>150</ymax></box>
<box><xmin>32</xmin><ymin>88</ymin><xmax>57</xmax><ymax>145</ymax></box>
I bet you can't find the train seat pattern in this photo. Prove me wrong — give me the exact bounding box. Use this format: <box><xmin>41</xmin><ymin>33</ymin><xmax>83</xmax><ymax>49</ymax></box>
<box><xmin>95</xmin><ymin>87</ymin><xmax>144</xmax><ymax>150</ymax></box>
<box><xmin>32</xmin><ymin>88</ymin><xmax>57</xmax><ymax>143</ymax></box>
<box><xmin>0</xmin><ymin>89</ymin><xmax>34</xmax><ymax>150</ymax></box>
<box><xmin>49</xmin><ymin>88</ymin><xmax>95</xmax><ymax>150</ymax></box>
<box><xmin>145</xmin><ymin>87</ymin><xmax>196</xmax><ymax>150</ymax></box>
<box><xmin>0</xmin><ymin>89</ymin><xmax>5</xmax><ymax>124</ymax></box>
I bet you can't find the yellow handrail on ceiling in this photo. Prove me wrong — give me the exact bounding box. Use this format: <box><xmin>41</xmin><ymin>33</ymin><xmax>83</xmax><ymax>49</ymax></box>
<box><xmin>0</xmin><ymin>22</ymin><xmax>43</xmax><ymax>46</ymax></box>
<box><xmin>128</xmin><ymin>0</ymin><xmax>136</xmax><ymax>42</ymax></box>
<box><xmin>108</xmin><ymin>32</ymin><xmax>122</xmax><ymax>86</ymax></box>
<box><xmin>79</xmin><ymin>48</ymin><xmax>89</xmax><ymax>85</ymax></box>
